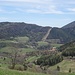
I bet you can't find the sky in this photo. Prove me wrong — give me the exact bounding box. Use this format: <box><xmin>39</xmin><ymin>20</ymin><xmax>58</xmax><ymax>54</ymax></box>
<box><xmin>0</xmin><ymin>0</ymin><xmax>75</xmax><ymax>27</ymax></box>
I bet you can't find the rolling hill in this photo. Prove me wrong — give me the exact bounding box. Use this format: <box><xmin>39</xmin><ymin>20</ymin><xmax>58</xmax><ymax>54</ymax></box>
<box><xmin>0</xmin><ymin>22</ymin><xmax>51</xmax><ymax>42</ymax></box>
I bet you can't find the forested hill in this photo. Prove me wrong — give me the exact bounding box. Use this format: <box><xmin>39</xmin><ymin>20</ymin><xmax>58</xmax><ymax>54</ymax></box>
<box><xmin>0</xmin><ymin>21</ymin><xmax>75</xmax><ymax>43</ymax></box>
<box><xmin>0</xmin><ymin>22</ymin><xmax>51</xmax><ymax>42</ymax></box>
<box><xmin>47</xmin><ymin>21</ymin><xmax>75</xmax><ymax>43</ymax></box>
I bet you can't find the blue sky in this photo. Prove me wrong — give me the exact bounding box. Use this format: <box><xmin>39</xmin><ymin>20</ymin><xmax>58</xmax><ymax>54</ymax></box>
<box><xmin>0</xmin><ymin>0</ymin><xmax>75</xmax><ymax>27</ymax></box>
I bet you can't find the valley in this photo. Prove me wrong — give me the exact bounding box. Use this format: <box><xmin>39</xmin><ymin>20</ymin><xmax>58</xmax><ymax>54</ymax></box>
<box><xmin>0</xmin><ymin>21</ymin><xmax>75</xmax><ymax>75</ymax></box>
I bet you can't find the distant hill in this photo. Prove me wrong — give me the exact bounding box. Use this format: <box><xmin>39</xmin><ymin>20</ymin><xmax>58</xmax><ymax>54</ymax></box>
<box><xmin>0</xmin><ymin>21</ymin><xmax>75</xmax><ymax>43</ymax></box>
<box><xmin>47</xmin><ymin>21</ymin><xmax>75</xmax><ymax>43</ymax></box>
<box><xmin>47</xmin><ymin>27</ymin><xmax>68</xmax><ymax>43</ymax></box>
<box><xmin>0</xmin><ymin>22</ymin><xmax>51</xmax><ymax>42</ymax></box>
<box><xmin>62</xmin><ymin>21</ymin><xmax>75</xmax><ymax>29</ymax></box>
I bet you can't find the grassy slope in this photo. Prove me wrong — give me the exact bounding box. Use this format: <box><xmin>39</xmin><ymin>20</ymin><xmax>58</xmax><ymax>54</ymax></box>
<box><xmin>0</xmin><ymin>64</ymin><xmax>75</xmax><ymax>75</ymax></box>
<box><xmin>49</xmin><ymin>59</ymin><xmax>75</xmax><ymax>73</ymax></box>
<box><xmin>0</xmin><ymin>67</ymin><xmax>49</xmax><ymax>75</ymax></box>
<box><xmin>58</xmin><ymin>73</ymin><xmax>75</xmax><ymax>75</ymax></box>
<box><xmin>27</xmin><ymin>56</ymin><xmax>41</xmax><ymax>62</ymax></box>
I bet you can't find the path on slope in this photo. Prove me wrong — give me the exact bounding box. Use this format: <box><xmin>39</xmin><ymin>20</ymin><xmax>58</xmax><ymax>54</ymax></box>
<box><xmin>42</xmin><ymin>28</ymin><xmax>52</xmax><ymax>41</ymax></box>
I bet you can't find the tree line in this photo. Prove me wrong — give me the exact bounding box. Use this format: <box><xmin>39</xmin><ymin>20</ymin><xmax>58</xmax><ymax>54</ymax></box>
<box><xmin>36</xmin><ymin>54</ymin><xmax>63</xmax><ymax>66</ymax></box>
<box><xmin>62</xmin><ymin>47</ymin><xmax>75</xmax><ymax>57</ymax></box>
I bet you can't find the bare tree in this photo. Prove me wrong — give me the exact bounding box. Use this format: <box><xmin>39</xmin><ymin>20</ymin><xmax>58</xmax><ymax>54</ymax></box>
<box><xmin>9</xmin><ymin>42</ymin><xmax>21</xmax><ymax>69</ymax></box>
<box><xmin>8</xmin><ymin>39</ymin><xmax>27</xmax><ymax>70</ymax></box>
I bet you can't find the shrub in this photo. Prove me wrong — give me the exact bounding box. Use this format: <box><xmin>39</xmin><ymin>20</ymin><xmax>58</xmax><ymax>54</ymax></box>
<box><xmin>8</xmin><ymin>65</ymin><xmax>24</xmax><ymax>71</ymax></box>
<box><xmin>57</xmin><ymin>66</ymin><xmax>60</xmax><ymax>71</ymax></box>
<box><xmin>0</xmin><ymin>64</ymin><xmax>1</xmax><ymax>67</ymax></box>
<box><xmin>14</xmin><ymin>65</ymin><xmax>24</xmax><ymax>71</ymax></box>
<box><xmin>69</xmin><ymin>68</ymin><xmax>71</xmax><ymax>73</ymax></box>
<box><xmin>8</xmin><ymin>65</ymin><xmax>14</xmax><ymax>69</ymax></box>
<box><xmin>23</xmin><ymin>63</ymin><xmax>28</xmax><ymax>70</ymax></box>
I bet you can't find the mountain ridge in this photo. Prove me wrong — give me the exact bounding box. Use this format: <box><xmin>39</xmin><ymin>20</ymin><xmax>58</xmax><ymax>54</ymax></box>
<box><xmin>62</xmin><ymin>21</ymin><xmax>75</xmax><ymax>29</ymax></box>
<box><xmin>0</xmin><ymin>21</ymin><xmax>75</xmax><ymax>43</ymax></box>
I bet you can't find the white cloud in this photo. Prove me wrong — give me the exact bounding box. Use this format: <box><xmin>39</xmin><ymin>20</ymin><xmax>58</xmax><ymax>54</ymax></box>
<box><xmin>16</xmin><ymin>4</ymin><xmax>63</xmax><ymax>14</ymax></box>
<box><xmin>45</xmin><ymin>5</ymin><xmax>64</xmax><ymax>14</ymax></box>
<box><xmin>26</xmin><ymin>9</ymin><xmax>63</xmax><ymax>14</ymax></box>
<box><xmin>0</xmin><ymin>0</ymin><xmax>75</xmax><ymax>14</ymax></box>
<box><xmin>0</xmin><ymin>0</ymin><xmax>52</xmax><ymax>4</ymax></box>
<box><xmin>68</xmin><ymin>8</ymin><xmax>75</xmax><ymax>12</ymax></box>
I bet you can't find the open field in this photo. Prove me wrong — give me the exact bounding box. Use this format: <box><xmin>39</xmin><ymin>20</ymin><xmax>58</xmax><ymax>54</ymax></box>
<box><xmin>37</xmin><ymin>41</ymin><xmax>49</xmax><ymax>46</ymax></box>
<box><xmin>20</xmin><ymin>48</ymin><xmax>35</xmax><ymax>53</ymax></box>
<box><xmin>15</xmin><ymin>36</ymin><xmax>29</xmax><ymax>43</ymax></box>
<box><xmin>0</xmin><ymin>47</ymin><xmax>35</xmax><ymax>53</ymax></box>
<box><xmin>51</xmin><ymin>44</ymin><xmax>63</xmax><ymax>47</ymax></box>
